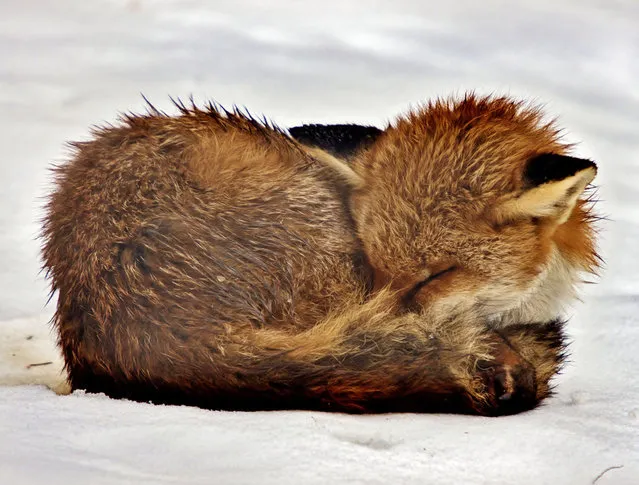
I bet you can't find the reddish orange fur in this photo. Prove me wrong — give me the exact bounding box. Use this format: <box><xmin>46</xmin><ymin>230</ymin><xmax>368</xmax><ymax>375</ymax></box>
<box><xmin>351</xmin><ymin>95</ymin><xmax>598</xmax><ymax>324</ymax></box>
<box><xmin>41</xmin><ymin>95</ymin><xmax>599</xmax><ymax>415</ymax></box>
<box><xmin>553</xmin><ymin>200</ymin><xmax>599</xmax><ymax>272</ymax></box>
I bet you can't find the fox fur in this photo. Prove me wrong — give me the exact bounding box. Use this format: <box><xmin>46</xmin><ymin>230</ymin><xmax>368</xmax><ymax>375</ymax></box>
<box><xmin>41</xmin><ymin>94</ymin><xmax>599</xmax><ymax>415</ymax></box>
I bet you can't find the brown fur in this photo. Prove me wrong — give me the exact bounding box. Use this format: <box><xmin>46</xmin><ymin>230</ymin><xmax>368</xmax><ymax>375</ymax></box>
<box><xmin>350</xmin><ymin>95</ymin><xmax>598</xmax><ymax>325</ymax></box>
<box><xmin>41</xmin><ymin>95</ymin><xmax>597</xmax><ymax>415</ymax></box>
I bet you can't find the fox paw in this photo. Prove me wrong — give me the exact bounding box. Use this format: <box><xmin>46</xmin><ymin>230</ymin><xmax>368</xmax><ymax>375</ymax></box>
<box><xmin>475</xmin><ymin>339</ymin><xmax>538</xmax><ymax>416</ymax></box>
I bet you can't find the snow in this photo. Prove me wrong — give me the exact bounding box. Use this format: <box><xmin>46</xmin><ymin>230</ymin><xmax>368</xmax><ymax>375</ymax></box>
<box><xmin>1</xmin><ymin>0</ymin><xmax>638</xmax><ymax>483</ymax></box>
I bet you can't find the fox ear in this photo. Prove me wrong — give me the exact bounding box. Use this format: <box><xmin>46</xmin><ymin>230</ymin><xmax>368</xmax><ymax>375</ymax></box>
<box><xmin>495</xmin><ymin>153</ymin><xmax>597</xmax><ymax>225</ymax></box>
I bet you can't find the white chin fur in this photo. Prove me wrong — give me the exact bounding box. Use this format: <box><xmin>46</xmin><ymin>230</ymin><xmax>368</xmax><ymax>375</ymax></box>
<box><xmin>489</xmin><ymin>247</ymin><xmax>581</xmax><ymax>327</ymax></box>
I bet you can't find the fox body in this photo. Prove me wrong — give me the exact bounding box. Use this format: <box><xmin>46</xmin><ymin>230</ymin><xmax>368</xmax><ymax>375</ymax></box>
<box><xmin>42</xmin><ymin>95</ymin><xmax>598</xmax><ymax>415</ymax></box>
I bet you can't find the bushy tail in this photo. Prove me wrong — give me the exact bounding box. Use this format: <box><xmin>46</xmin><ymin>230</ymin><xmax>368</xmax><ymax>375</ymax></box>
<box><xmin>54</xmin><ymin>286</ymin><xmax>566</xmax><ymax>415</ymax></box>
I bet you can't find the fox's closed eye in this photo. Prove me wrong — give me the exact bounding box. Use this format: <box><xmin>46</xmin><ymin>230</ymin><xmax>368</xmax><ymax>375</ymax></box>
<box><xmin>406</xmin><ymin>266</ymin><xmax>458</xmax><ymax>301</ymax></box>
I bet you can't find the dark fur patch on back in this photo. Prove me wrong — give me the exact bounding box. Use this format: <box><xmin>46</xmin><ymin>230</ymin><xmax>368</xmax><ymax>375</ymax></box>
<box><xmin>289</xmin><ymin>124</ymin><xmax>383</xmax><ymax>159</ymax></box>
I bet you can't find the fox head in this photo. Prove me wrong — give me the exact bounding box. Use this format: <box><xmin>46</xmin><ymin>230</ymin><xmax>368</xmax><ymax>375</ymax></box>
<box><xmin>340</xmin><ymin>95</ymin><xmax>599</xmax><ymax>326</ymax></box>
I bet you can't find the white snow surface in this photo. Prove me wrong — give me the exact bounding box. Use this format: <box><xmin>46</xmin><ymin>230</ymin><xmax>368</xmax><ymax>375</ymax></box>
<box><xmin>1</xmin><ymin>0</ymin><xmax>638</xmax><ymax>483</ymax></box>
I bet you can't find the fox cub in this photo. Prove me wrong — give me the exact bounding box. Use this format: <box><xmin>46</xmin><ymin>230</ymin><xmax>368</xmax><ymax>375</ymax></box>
<box><xmin>42</xmin><ymin>94</ymin><xmax>598</xmax><ymax>416</ymax></box>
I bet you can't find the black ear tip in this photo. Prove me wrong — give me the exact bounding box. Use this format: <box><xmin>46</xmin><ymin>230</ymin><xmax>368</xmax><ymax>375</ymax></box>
<box><xmin>524</xmin><ymin>153</ymin><xmax>596</xmax><ymax>187</ymax></box>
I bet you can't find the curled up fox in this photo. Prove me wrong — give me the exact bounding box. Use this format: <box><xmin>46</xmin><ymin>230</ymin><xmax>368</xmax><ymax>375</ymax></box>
<box><xmin>41</xmin><ymin>94</ymin><xmax>599</xmax><ymax>416</ymax></box>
